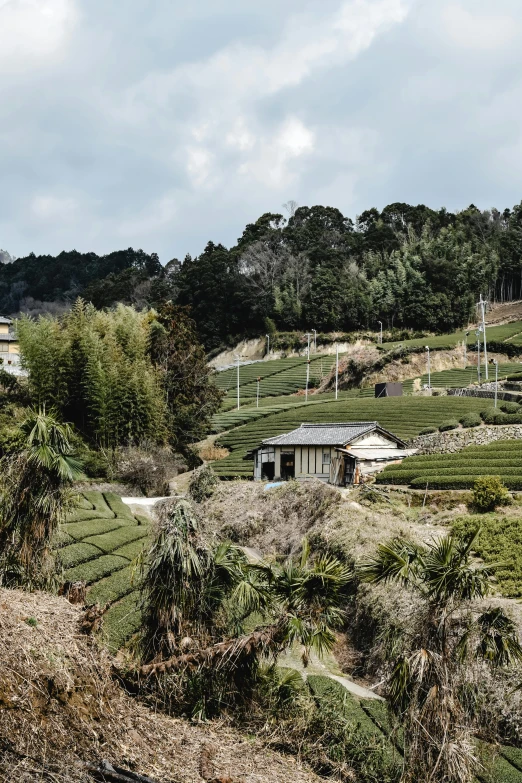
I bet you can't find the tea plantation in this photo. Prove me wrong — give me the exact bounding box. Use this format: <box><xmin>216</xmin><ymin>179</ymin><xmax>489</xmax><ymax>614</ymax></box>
<box><xmin>381</xmin><ymin>321</ymin><xmax>522</xmax><ymax>351</ymax></box>
<box><xmin>307</xmin><ymin>674</ymin><xmax>522</xmax><ymax>783</ymax></box>
<box><xmin>55</xmin><ymin>490</ymin><xmax>149</xmax><ymax>652</ymax></box>
<box><xmin>376</xmin><ymin>440</ymin><xmax>522</xmax><ymax>490</ymax></box>
<box><xmin>214</xmin><ymin>355</ymin><xmax>329</xmax><ymax>399</ymax></box>
<box><xmin>212</xmin><ymin>396</ymin><xmax>487</xmax><ymax>478</ymax></box>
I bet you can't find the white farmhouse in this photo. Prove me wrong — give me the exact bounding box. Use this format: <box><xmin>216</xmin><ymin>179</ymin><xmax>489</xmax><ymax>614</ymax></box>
<box><xmin>250</xmin><ymin>422</ymin><xmax>416</xmax><ymax>486</ymax></box>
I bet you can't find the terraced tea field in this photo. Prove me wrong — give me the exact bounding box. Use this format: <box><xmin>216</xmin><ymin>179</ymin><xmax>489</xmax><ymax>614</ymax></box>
<box><xmin>214</xmin><ymin>354</ymin><xmax>335</xmax><ymax>402</ymax></box>
<box><xmin>212</xmin><ymin>396</ymin><xmax>486</xmax><ymax>478</ymax></box>
<box><xmin>55</xmin><ymin>490</ymin><xmax>150</xmax><ymax>652</ymax></box>
<box><xmin>376</xmin><ymin>440</ymin><xmax>522</xmax><ymax>490</ymax></box>
<box><xmin>401</xmin><ymin>362</ymin><xmax>522</xmax><ymax>392</ymax></box>
<box><xmin>381</xmin><ymin>321</ymin><xmax>522</xmax><ymax>351</ymax></box>
<box><xmin>211</xmin><ymin>388</ymin><xmax>375</xmax><ymax>433</ymax></box>
<box><xmin>307</xmin><ymin>674</ymin><xmax>522</xmax><ymax>782</ymax></box>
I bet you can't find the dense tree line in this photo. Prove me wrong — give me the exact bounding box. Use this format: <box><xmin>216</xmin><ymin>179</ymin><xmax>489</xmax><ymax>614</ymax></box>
<box><xmin>5</xmin><ymin>201</ymin><xmax>522</xmax><ymax>348</ymax></box>
<box><xmin>17</xmin><ymin>300</ymin><xmax>221</xmax><ymax>454</ymax></box>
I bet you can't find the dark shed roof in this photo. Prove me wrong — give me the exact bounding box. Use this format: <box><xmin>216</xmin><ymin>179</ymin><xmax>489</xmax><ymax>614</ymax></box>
<box><xmin>259</xmin><ymin>422</ymin><xmax>406</xmax><ymax>448</ymax></box>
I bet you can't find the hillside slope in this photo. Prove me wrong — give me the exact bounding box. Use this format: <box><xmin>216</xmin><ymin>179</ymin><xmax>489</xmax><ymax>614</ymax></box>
<box><xmin>0</xmin><ymin>588</ymin><xmax>321</xmax><ymax>783</ymax></box>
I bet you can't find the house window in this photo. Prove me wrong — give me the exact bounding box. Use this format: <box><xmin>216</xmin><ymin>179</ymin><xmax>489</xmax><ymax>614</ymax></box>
<box><xmin>322</xmin><ymin>451</ymin><xmax>331</xmax><ymax>466</ymax></box>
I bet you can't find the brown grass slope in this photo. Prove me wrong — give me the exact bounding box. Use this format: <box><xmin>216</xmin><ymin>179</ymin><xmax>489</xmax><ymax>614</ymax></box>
<box><xmin>0</xmin><ymin>589</ymin><xmax>320</xmax><ymax>783</ymax></box>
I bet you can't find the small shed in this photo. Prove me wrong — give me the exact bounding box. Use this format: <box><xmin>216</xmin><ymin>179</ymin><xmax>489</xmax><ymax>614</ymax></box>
<box><xmin>249</xmin><ymin>422</ymin><xmax>416</xmax><ymax>486</ymax></box>
<box><xmin>375</xmin><ymin>382</ymin><xmax>403</xmax><ymax>398</ymax></box>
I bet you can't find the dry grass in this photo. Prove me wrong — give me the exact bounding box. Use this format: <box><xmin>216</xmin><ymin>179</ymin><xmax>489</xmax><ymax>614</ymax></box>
<box><xmin>0</xmin><ymin>588</ymin><xmax>321</xmax><ymax>783</ymax></box>
<box><xmin>199</xmin><ymin>444</ymin><xmax>229</xmax><ymax>461</ymax></box>
<box><xmin>201</xmin><ymin>479</ymin><xmax>341</xmax><ymax>557</ymax></box>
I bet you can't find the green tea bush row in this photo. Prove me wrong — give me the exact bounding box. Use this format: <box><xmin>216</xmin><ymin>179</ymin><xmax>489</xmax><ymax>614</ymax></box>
<box><xmin>63</xmin><ymin>518</ymin><xmax>125</xmax><ymax>541</ymax></box>
<box><xmin>307</xmin><ymin>676</ymin><xmax>382</xmax><ymax>738</ymax></box>
<box><xmin>113</xmin><ymin>537</ymin><xmax>149</xmax><ymax>560</ymax></box>
<box><xmin>59</xmin><ymin>542</ymin><xmax>102</xmax><ymax>569</ymax></box>
<box><xmin>481</xmin><ymin>408</ymin><xmax>522</xmax><ymax>425</ymax></box>
<box><xmin>83</xmin><ymin>525</ymin><xmax>149</xmax><ymax>554</ymax></box>
<box><xmin>103</xmin><ymin>491</ymin><xmax>135</xmax><ymax>520</ymax></box>
<box><xmin>103</xmin><ymin>591</ymin><xmax>142</xmax><ymax>653</ymax></box>
<box><xmin>85</xmin><ymin>565</ymin><xmax>135</xmax><ymax>607</ymax></box>
<box><xmin>64</xmin><ymin>554</ymin><xmax>129</xmax><ymax>584</ymax></box>
<box><xmin>410</xmin><ymin>475</ymin><xmax>522</xmax><ymax>490</ymax></box>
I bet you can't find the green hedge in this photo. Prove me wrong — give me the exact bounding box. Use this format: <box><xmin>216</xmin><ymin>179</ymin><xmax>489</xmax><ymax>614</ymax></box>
<box><xmin>439</xmin><ymin>419</ymin><xmax>459</xmax><ymax>432</ymax></box>
<box><xmin>83</xmin><ymin>525</ymin><xmax>149</xmax><ymax>554</ymax></box>
<box><xmin>419</xmin><ymin>426</ymin><xmax>437</xmax><ymax>435</ymax></box>
<box><xmin>460</xmin><ymin>412</ymin><xmax>482</xmax><ymax>428</ymax></box>
<box><xmin>64</xmin><ymin>554</ymin><xmax>129</xmax><ymax>584</ymax></box>
<box><xmin>59</xmin><ymin>542</ymin><xmax>102</xmax><ymax>569</ymax></box>
<box><xmin>53</xmin><ymin>529</ymin><xmax>75</xmax><ymax>548</ymax></box>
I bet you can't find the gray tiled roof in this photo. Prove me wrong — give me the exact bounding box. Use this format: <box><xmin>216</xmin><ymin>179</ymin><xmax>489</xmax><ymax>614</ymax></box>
<box><xmin>0</xmin><ymin>317</ymin><xmax>12</xmax><ymax>325</ymax></box>
<box><xmin>261</xmin><ymin>422</ymin><xmax>381</xmax><ymax>447</ymax></box>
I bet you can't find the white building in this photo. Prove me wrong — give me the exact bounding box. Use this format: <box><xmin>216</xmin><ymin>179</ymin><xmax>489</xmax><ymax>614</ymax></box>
<box><xmin>250</xmin><ymin>422</ymin><xmax>416</xmax><ymax>486</ymax></box>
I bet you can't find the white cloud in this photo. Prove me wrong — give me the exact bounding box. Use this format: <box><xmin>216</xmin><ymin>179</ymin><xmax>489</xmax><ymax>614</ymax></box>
<box><xmin>441</xmin><ymin>3</ymin><xmax>518</xmax><ymax>51</ymax></box>
<box><xmin>31</xmin><ymin>194</ymin><xmax>79</xmax><ymax>220</ymax></box>
<box><xmin>0</xmin><ymin>0</ymin><xmax>77</xmax><ymax>69</ymax></box>
<box><xmin>116</xmin><ymin>193</ymin><xmax>179</xmax><ymax>237</ymax></box>
<box><xmin>186</xmin><ymin>146</ymin><xmax>215</xmax><ymax>189</ymax></box>
<box><xmin>238</xmin><ymin>117</ymin><xmax>315</xmax><ymax>189</ymax></box>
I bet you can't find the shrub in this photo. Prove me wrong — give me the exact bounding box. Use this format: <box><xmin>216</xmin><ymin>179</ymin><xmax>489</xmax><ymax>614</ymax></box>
<box><xmin>189</xmin><ymin>464</ymin><xmax>218</xmax><ymax>503</ymax></box>
<box><xmin>439</xmin><ymin>419</ymin><xmax>459</xmax><ymax>432</ymax></box>
<box><xmin>500</xmin><ymin>402</ymin><xmax>522</xmax><ymax>414</ymax></box>
<box><xmin>472</xmin><ymin>476</ymin><xmax>510</xmax><ymax>512</ymax></box>
<box><xmin>115</xmin><ymin>446</ymin><xmax>175</xmax><ymax>496</ymax></box>
<box><xmin>419</xmin><ymin>427</ymin><xmax>437</xmax><ymax>435</ymax></box>
<box><xmin>460</xmin><ymin>412</ymin><xmax>482</xmax><ymax>428</ymax></box>
<box><xmin>482</xmin><ymin>408</ymin><xmax>522</xmax><ymax>425</ymax></box>
<box><xmin>84</xmin><ymin>525</ymin><xmax>149</xmax><ymax>554</ymax></box>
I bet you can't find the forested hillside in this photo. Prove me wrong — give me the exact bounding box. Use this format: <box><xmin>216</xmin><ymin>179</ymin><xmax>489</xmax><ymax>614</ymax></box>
<box><xmin>5</xmin><ymin>201</ymin><xmax>522</xmax><ymax>348</ymax></box>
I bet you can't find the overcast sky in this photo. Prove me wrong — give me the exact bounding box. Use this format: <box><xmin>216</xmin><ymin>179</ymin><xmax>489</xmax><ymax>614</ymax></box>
<box><xmin>1</xmin><ymin>0</ymin><xmax>522</xmax><ymax>262</ymax></box>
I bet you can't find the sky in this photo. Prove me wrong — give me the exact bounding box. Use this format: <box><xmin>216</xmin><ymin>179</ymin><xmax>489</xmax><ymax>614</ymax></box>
<box><xmin>1</xmin><ymin>0</ymin><xmax>522</xmax><ymax>263</ymax></box>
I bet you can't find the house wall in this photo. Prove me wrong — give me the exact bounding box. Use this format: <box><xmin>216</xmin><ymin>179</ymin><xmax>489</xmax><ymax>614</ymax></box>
<box><xmin>351</xmin><ymin>432</ymin><xmax>400</xmax><ymax>448</ymax></box>
<box><xmin>293</xmin><ymin>445</ymin><xmax>333</xmax><ymax>481</ymax></box>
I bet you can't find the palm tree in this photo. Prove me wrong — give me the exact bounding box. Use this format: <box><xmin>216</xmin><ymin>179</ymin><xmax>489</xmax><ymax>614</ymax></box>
<box><xmin>0</xmin><ymin>408</ymin><xmax>82</xmax><ymax>587</ymax></box>
<box><xmin>360</xmin><ymin>531</ymin><xmax>522</xmax><ymax>783</ymax></box>
<box><xmin>140</xmin><ymin>499</ymin><xmax>352</xmax><ymax>716</ymax></box>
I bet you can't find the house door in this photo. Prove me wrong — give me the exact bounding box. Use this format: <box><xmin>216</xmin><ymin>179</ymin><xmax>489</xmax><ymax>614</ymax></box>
<box><xmin>344</xmin><ymin>456</ymin><xmax>357</xmax><ymax>486</ymax></box>
<box><xmin>280</xmin><ymin>451</ymin><xmax>295</xmax><ymax>480</ymax></box>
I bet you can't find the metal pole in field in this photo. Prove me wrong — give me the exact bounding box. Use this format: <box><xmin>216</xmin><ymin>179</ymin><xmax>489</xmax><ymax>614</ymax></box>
<box><xmin>378</xmin><ymin>321</ymin><xmax>383</xmax><ymax>344</ymax></box>
<box><xmin>335</xmin><ymin>344</ymin><xmax>339</xmax><ymax>400</ymax></box>
<box><xmin>305</xmin><ymin>332</ymin><xmax>311</xmax><ymax>401</ymax></box>
<box><xmin>479</xmin><ymin>294</ymin><xmax>488</xmax><ymax>379</ymax></box>
<box><xmin>493</xmin><ymin>360</ymin><xmax>498</xmax><ymax>407</ymax></box>
<box><xmin>265</xmin><ymin>334</ymin><xmax>270</xmax><ymax>355</ymax></box>
<box><xmin>312</xmin><ymin>329</ymin><xmax>317</xmax><ymax>353</ymax></box>
<box><xmin>426</xmin><ymin>346</ymin><xmax>431</xmax><ymax>389</ymax></box>
<box><xmin>235</xmin><ymin>355</ymin><xmax>240</xmax><ymax>410</ymax></box>
<box><xmin>256</xmin><ymin>376</ymin><xmax>260</xmax><ymax>408</ymax></box>
<box><xmin>476</xmin><ymin>328</ymin><xmax>481</xmax><ymax>383</ymax></box>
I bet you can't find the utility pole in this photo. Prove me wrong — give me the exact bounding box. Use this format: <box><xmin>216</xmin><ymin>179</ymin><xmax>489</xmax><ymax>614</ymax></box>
<box><xmin>312</xmin><ymin>329</ymin><xmax>317</xmax><ymax>353</ymax></box>
<box><xmin>335</xmin><ymin>344</ymin><xmax>339</xmax><ymax>400</ymax></box>
<box><xmin>464</xmin><ymin>331</ymin><xmax>469</xmax><ymax>368</ymax></box>
<box><xmin>265</xmin><ymin>334</ymin><xmax>270</xmax><ymax>355</ymax></box>
<box><xmin>493</xmin><ymin>359</ymin><xmax>498</xmax><ymax>407</ymax></box>
<box><xmin>378</xmin><ymin>321</ymin><xmax>383</xmax><ymax>345</ymax></box>
<box><xmin>476</xmin><ymin>327</ymin><xmax>482</xmax><ymax>383</ymax></box>
<box><xmin>425</xmin><ymin>346</ymin><xmax>431</xmax><ymax>389</ymax></box>
<box><xmin>305</xmin><ymin>332</ymin><xmax>311</xmax><ymax>401</ymax></box>
<box><xmin>235</xmin><ymin>354</ymin><xmax>241</xmax><ymax>410</ymax></box>
<box><xmin>256</xmin><ymin>376</ymin><xmax>261</xmax><ymax>409</ymax></box>
<box><xmin>478</xmin><ymin>294</ymin><xmax>488</xmax><ymax>379</ymax></box>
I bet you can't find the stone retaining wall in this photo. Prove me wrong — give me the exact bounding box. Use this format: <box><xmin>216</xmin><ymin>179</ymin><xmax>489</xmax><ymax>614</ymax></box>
<box><xmin>410</xmin><ymin>425</ymin><xmax>522</xmax><ymax>455</ymax></box>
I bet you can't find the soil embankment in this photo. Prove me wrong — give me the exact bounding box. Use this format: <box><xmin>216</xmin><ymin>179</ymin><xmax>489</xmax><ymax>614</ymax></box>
<box><xmin>0</xmin><ymin>588</ymin><xmax>320</xmax><ymax>783</ymax></box>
